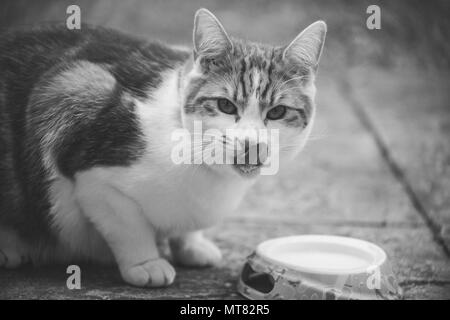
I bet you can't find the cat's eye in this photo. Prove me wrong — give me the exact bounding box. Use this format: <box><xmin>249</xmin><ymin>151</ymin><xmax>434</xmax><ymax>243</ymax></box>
<box><xmin>266</xmin><ymin>105</ymin><xmax>287</xmax><ymax>120</ymax></box>
<box><xmin>217</xmin><ymin>98</ymin><xmax>237</xmax><ymax>115</ymax></box>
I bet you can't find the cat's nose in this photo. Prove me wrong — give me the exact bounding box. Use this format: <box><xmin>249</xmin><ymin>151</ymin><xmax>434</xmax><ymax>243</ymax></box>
<box><xmin>237</xmin><ymin>139</ymin><xmax>268</xmax><ymax>165</ymax></box>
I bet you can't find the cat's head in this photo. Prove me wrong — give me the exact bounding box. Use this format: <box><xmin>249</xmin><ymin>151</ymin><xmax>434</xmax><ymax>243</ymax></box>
<box><xmin>181</xmin><ymin>8</ymin><xmax>326</xmax><ymax>179</ymax></box>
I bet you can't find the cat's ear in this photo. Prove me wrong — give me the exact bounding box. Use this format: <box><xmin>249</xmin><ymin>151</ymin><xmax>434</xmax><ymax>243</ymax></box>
<box><xmin>193</xmin><ymin>8</ymin><xmax>233</xmax><ymax>60</ymax></box>
<box><xmin>283</xmin><ymin>21</ymin><xmax>327</xmax><ymax>70</ymax></box>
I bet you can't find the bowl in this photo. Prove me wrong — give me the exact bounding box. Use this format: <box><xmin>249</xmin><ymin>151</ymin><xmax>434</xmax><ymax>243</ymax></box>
<box><xmin>237</xmin><ymin>235</ymin><xmax>402</xmax><ymax>300</ymax></box>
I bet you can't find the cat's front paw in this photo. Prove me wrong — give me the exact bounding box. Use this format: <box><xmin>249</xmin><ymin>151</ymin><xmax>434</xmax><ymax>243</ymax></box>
<box><xmin>120</xmin><ymin>258</ymin><xmax>176</xmax><ymax>287</ymax></box>
<box><xmin>171</xmin><ymin>237</ymin><xmax>222</xmax><ymax>268</ymax></box>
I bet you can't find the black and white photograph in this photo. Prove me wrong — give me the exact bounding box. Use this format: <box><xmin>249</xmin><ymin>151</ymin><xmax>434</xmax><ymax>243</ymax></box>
<box><xmin>0</xmin><ymin>0</ymin><xmax>449</xmax><ymax>303</ymax></box>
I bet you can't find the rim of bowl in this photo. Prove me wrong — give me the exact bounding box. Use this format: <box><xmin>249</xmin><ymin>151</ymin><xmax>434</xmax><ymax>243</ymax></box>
<box><xmin>255</xmin><ymin>234</ymin><xmax>387</xmax><ymax>275</ymax></box>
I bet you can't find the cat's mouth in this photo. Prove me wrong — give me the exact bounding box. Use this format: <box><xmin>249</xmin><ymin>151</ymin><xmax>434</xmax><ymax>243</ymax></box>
<box><xmin>232</xmin><ymin>163</ymin><xmax>261</xmax><ymax>178</ymax></box>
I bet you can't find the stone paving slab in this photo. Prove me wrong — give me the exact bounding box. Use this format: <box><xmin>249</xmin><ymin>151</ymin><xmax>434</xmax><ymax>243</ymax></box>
<box><xmin>402</xmin><ymin>284</ymin><xmax>450</xmax><ymax>300</ymax></box>
<box><xmin>0</xmin><ymin>265</ymin><xmax>238</xmax><ymax>300</ymax></box>
<box><xmin>349</xmin><ymin>65</ymin><xmax>450</xmax><ymax>250</ymax></box>
<box><xmin>1</xmin><ymin>220</ymin><xmax>449</xmax><ymax>299</ymax></box>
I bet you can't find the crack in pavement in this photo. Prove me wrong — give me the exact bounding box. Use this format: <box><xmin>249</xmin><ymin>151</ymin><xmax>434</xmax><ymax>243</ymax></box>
<box><xmin>340</xmin><ymin>78</ymin><xmax>450</xmax><ymax>259</ymax></box>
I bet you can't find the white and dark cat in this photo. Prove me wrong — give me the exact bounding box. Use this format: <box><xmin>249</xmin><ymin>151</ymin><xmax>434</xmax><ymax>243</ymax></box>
<box><xmin>0</xmin><ymin>9</ymin><xmax>326</xmax><ymax>287</ymax></box>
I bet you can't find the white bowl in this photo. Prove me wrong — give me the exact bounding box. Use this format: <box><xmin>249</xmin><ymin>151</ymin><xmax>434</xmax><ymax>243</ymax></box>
<box><xmin>238</xmin><ymin>235</ymin><xmax>402</xmax><ymax>300</ymax></box>
<box><xmin>258</xmin><ymin>235</ymin><xmax>387</xmax><ymax>275</ymax></box>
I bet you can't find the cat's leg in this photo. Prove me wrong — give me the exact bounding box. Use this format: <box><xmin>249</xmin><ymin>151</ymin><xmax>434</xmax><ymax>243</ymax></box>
<box><xmin>0</xmin><ymin>226</ymin><xmax>29</xmax><ymax>268</ymax></box>
<box><xmin>76</xmin><ymin>183</ymin><xmax>175</xmax><ymax>287</ymax></box>
<box><xmin>169</xmin><ymin>231</ymin><xmax>222</xmax><ymax>267</ymax></box>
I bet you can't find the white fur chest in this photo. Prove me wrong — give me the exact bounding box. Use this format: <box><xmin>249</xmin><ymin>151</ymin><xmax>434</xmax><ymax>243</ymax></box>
<box><xmin>81</xmin><ymin>161</ymin><xmax>249</xmax><ymax>235</ymax></box>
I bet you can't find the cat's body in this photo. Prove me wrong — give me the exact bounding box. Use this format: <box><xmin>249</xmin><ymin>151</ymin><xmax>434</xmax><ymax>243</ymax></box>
<box><xmin>0</xmin><ymin>9</ymin><xmax>326</xmax><ymax>287</ymax></box>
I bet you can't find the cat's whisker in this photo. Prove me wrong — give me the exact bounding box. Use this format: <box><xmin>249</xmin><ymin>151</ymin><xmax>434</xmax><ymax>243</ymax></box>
<box><xmin>190</xmin><ymin>134</ymin><xmax>238</xmax><ymax>155</ymax></box>
<box><xmin>276</xmin><ymin>85</ymin><xmax>308</xmax><ymax>96</ymax></box>
<box><xmin>187</xmin><ymin>142</ymin><xmax>219</xmax><ymax>180</ymax></box>
<box><xmin>272</xmin><ymin>66</ymin><xmax>310</xmax><ymax>91</ymax></box>
<box><xmin>305</xmin><ymin>136</ymin><xmax>329</xmax><ymax>141</ymax></box>
<box><xmin>199</xmin><ymin>145</ymin><xmax>217</xmax><ymax>164</ymax></box>
<box><xmin>275</xmin><ymin>75</ymin><xmax>311</xmax><ymax>90</ymax></box>
<box><xmin>271</xmin><ymin>65</ymin><xmax>298</xmax><ymax>88</ymax></box>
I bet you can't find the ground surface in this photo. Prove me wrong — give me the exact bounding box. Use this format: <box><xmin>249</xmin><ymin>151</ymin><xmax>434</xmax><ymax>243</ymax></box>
<box><xmin>0</xmin><ymin>0</ymin><xmax>449</xmax><ymax>299</ymax></box>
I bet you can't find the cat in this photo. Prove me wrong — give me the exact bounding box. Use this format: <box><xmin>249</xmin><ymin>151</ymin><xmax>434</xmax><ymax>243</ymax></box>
<box><xmin>0</xmin><ymin>8</ymin><xmax>326</xmax><ymax>287</ymax></box>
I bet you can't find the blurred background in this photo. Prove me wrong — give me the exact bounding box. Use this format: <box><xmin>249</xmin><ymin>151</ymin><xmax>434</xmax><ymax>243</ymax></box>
<box><xmin>0</xmin><ymin>0</ymin><xmax>449</xmax><ymax>299</ymax></box>
<box><xmin>1</xmin><ymin>0</ymin><xmax>449</xmax><ymax>70</ymax></box>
